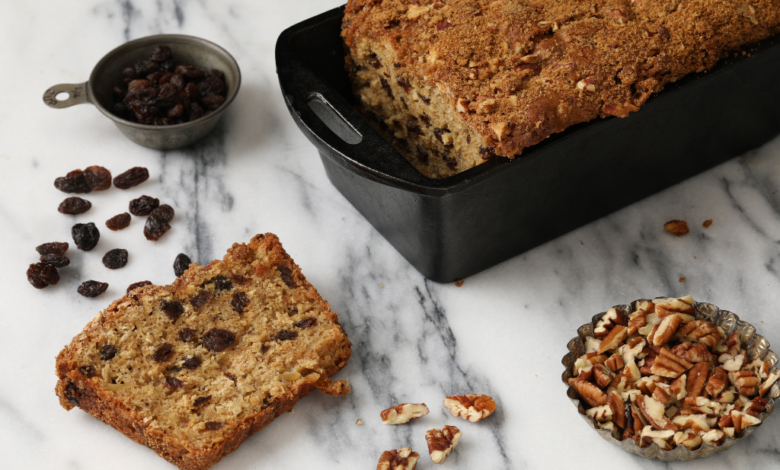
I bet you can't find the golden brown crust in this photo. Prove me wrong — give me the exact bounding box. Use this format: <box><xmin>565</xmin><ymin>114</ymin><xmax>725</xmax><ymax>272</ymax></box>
<box><xmin>55</xmin><ymin>233</ymin><xmax>351</xmax><ymax>470</ymax></box>
<box><xmin>343</xmin><ymin>0</ymin><xmax>780</xmax><ymax>177</ymax></box>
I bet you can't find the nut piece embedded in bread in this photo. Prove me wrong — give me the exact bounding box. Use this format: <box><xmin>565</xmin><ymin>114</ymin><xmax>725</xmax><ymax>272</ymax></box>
<box><xmin>443</xmin><ymin>394</ymin><xmax>497</xmax><ymax>422</ymax></box>
<box><xmin>425</xmin><ymin>425</ymin><xmax>461</xmax><ymax>464</ymax></box>
<box><xmin>377</xmin><ymin>447</ymin><xmax>420</xmax><ymax>470</ymax></box>
<box><xmin>55</xmin><ymin>234</ymin><xmax>352</xmax><ymax>470</ymax></box>
<box><xmin>380</xmin><ymin>403</ymin><xmax>430</xmax><ymax>424</ymax></box>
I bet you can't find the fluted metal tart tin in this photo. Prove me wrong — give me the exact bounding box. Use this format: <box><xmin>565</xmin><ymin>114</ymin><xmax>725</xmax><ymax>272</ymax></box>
<box><xmin>276</xmin><ymin>6</ymin><xmax>780</xmax><ymax>283</ymax></box>
<box><xmin>43</xmin><ymin>34</ymin><xmax>241</xmax><ymax>150</ymax></box>
<box><xmin>561</xmin><ymin>299</ymin><xmax>779</xmax><ymax>461</ymax></box>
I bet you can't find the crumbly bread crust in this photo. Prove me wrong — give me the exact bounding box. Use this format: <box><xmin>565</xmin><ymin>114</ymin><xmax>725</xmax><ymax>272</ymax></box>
<box><xmin>343</xmin><ymin>0</ymin><xmax>780</xmax><ymax>178</ymax></box>
<box><xmin>55</xmin><ymin>234</ymin><xmax>352</xmax><ymax>470</ymax></box>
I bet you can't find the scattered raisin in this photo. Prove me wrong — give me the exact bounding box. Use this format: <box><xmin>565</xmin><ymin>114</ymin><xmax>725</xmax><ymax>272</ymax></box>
<box><xmin>102</xmin><ymin>248</ymin><xmax>128</xmax><ymax>269</ymax></box>
<box><xmin>182</xmin><ymin>356</ymin><xmax>202</xmax><ymax>370</ymax></box>
<box><xmin>106</xmin><ymin>213</ymin><xmax>132</xmax><ymax>231</ymax></box>
<box><xmin>174</xmin><ymin>253</ymin><xmax>191</xmax><ymax>277</ymax></box>
<box><xmin>179</xmin><ymin>328</ymin><xmax>197</xmax><ymax>342</ymax></box>
<box><xmin>278</xmin><ymin>264</ymin><xmax>295</xmax><ymax>288</ymax></box>
<box><xmin>367</xmin><ymin>54</ymin><xmax>381</xmax><ymax>69</ymax></box>
<box><xmin>79</xmin><ymin>365</ymin><xmax>95</xmax><ymax>377</ymax></box>
<box><xmin>150</xmin><ymin>204</ymin><xmax>175</xmax><ymax>222</ymax></box>
<box><xmin>260</xmin><ymin>344</ymin><xmax>270</xmax><ymax>354</ymax></box>
<box><xmin>231</xmin><ymin>273</ymin><xmax>250</xmax><ymax>285</ymax></box>
<box><xmin>224</xmin><ymin>373</ymin><xmax>237</xmax><ymax>383</ymax></box>
<box><xmin>193</xmin><ymin>396</ymin><xmax>212</xmax><ymax>408</ymax></box>
<box><xmin>231</xmin><ymin>292</ymin><xmax>249</xmax><ymax>314</ymax></box>
<box><xmin>72</xmin><ymin>223</ymin><xmax>100</xmax><ymax>251</ymax></box>
<box><xmin>113</xmin><ymin>167</ymin><xmax>149</xmax><ymax>189</ymax></box>
<box><xmin>84</xmin><ymin>166</ymin><xmax>112</xmax><ymax>190</ymax></box>
<box><xmin>165</xmin><ymin>376</ymin><xmax>184</xmax><ymax>391</ymax></box>
<box><xmin>204</xmin><ymin>421</ymin><xmax>224</xmax><ymax>431</ymax></box>
<box><xmin>58</xmin><ymin>197</ymin><xmax>92</xmax><ymax>215</ymax></box>
<box><xmin>273</xmin><ymin>330</ymin><xmax>298</xmax><ymax>342</ymax></box>
<box><xmin>144</xmin><ymin>216</ymin><xmax>171</xmax><ymax>241</ymax></box>
<box><xmin>40</xmin><ymin>253</ymin><xmax>70</xmax><ymax>268</ymax></box>
<box><xmin>127</xmin><ymin>280</ymin><xmax>152</xmax><ymax>294</ymax></box>
<box><xmin>153</xmin><ymin>343</ymin><xmax>174</xmax><ymax>362</ymax></box>
<box><xmin>65</xmin><ymin>382</ymin><xmax>80</xmax><ymax>405</ymax></box>
<box><xmin>161</xmin><ymin>300</ymin><xmax>184</xmax><ymax>321</ymax></box>
<box><xmin>203</xmin><ymin>329</ymin><xmax>235</xmax><ymax>352</ymax></box>
<box><xmin>100</xmin><ymin>344</ymin><xmax>118</xmax><ymax>360</ymax></box>
<box><xmin>294</xmin><ymin>318</ymin><xmax>316</xmax><ymax>329</ymax></box>
<box><xmin>36</xmin><ymin>242</ymin><xmax>68</xmax><ymax>256</ymax></box>
<box><xmin>27</xmin><ymin>263</ymin><xmax>60</xmax><ymax>289</ymax></box>
<box><xmin>129</xmin><ymin>195</ymin><xmax>160</xmax><ymax>216</ymax></box>
<box><xmin>190</xmin><ymin>290</ymin><xmax>212</xmax><ymax>309</ymax></box>
<box><xmin>78</xmin><ymin>280</ymin><xmax>109</xmax><ymax>297</ymax></box>
<box><xmin>210</xmin><ymin>276</ymin><xmax>232</xmax><ymax>292</ymax></box>
<box><xmin>379</xmin><ymin>76</ymin><xmax>394</xmax><ymax>99</ymax></box>
<box><xmin>54</xmin><ymin>169</ymin><xmax>91</xmax><ymax>194</ymax></box>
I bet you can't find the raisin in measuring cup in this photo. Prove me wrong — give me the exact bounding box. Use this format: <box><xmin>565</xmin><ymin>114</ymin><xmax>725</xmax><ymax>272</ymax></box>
<box><xmin>43</xmin><ymin>34</ymin><xmax>241</xmax><ymax>150</ymax></box>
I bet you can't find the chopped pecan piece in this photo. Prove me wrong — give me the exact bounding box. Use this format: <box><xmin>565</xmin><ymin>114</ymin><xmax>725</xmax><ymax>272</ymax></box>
<box><xmin>425</xmin><ymin>425</ymin><xmax>461</xmax><ymax>464</ymax></box>
<box><xmin>686</xmin><ymin>362</ymin><xmax>710</xmax><ymax>398</ymax></box>
<box><xmin>380</xmin><ymin>403</ymin><xmax>430</xmax><ymax>425</ymax></box>
<box><xmin>443</xmin><ymin>394</ymin><xmax>497</xmax><ymax>422</ymax></box>
<box><xmin>594</xmin><ymin>308</ymin><xmax>627</xmax><ymax>338</ymax></box>
<box><xmin>569</xmin><ymin>378</ymin><xmax>607</xmax><ymax>407</ymax></box>
<box><xmin>598</xmin><ymin>325</ymin><xmax>628</xmax><ymax>354</ymax></box>
<box><xmin>377</xmin><ymin>447</ymin><xmax>419</xmax><ymax>470</ymax></box>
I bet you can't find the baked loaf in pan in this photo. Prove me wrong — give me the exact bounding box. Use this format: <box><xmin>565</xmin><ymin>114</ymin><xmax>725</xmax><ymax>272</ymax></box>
<box><xmin>55</xmin><ymin>233</ymin><xmax>351</xmax><ymax>470</ymax></box>
<box><xmin>342</xmin><ymin>0</ymin><xmax>780</xmax><ymax>178</ymax></box>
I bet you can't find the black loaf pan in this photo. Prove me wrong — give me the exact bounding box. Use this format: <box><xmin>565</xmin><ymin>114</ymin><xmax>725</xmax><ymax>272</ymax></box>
<box><xmin>276</xmin><ymin>6</ymin><xmax>780</xmax><ymax>283</ymax></box>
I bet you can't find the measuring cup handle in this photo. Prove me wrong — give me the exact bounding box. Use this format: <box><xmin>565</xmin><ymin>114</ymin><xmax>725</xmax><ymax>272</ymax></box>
<box><xmin>43</xmin><ymin>82</ymin><xmax>89</xmax><ymax>108</ymax></box>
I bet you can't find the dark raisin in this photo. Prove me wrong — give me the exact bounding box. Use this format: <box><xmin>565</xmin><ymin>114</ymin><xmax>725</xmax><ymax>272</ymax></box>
<box><xmin>40</xmin><ymin>253</ymin><xmax>70</xmax><ymax>268</ymax></box>
<box><xmin>189</xmin><ymin>102</ymin><xmax>205</xmax><ymax>120</ymax></box>
<box><xmin>149</xmin><ymin>45</ymin><xmax>172</xmax><ymax>62</ymax></box>
<box><xmin>197</xmin><ymin>76</ymin><xmax>225</xmax><ymax>96</ymax></box>
<box><xmin>419</xmin><ymin>114</ymin><xmax>431</xmax><ymax>127</ymax></box>
<box><xmin>175</xmin><ymin>65</ymin><xmax>206</xmax><ymax>79</ymax></box>
<box><xmin>113</xmin><ymin>167</ymin><xmax>149</xmax><ymax>189</ymax></box>
<box><xmin>58</xmin><ymin>197</ymin><xmax>92</xmax><ymax>215</ymax></box>
<box><xmin>144</xmin><ymin>216</ymin><xmax>171</xmax><ymax>241</ymax></box>
<box><xmin>205</xmin><ymin>421</ymin><xmax>224</xmax><ymax>430</ymax></box>
<box><xmin>260</xmin><ymin>344</ymin><xmax>270</xmax><ymax>354</ymax></box>
<box><xmin>100</xmin><ymin>344</ymin><xmax>118</xmax><ymax>360</ymax></box>
<box><xmin>179</xmin><ymin>328</ymin><xmax>197</xmax><ymax>342</ymax></box>
<box><xmin>83</xmin><ymin>166</ymin><xmax>112</xmax><ymax>190</ymax></box>
<box><xmin>102</xmin><ymin>248</ymin><xmax>128</xmax><ymax>269</ymax></box>
<box><xmin>153</xmin><ymin>343</ymin><xmax>174</xmax><ymax>362</ymax></box>
<box><xmin>129</xmin><ymin>195</ymin><xmax>160</xmax><ymax>216</ymax></box>
<box><xmin>182</xmin><ymin>356</ymin><xmax>202</xmax><ymax>370</ymax></box>
<box><xmin>78</xmin><ymin>280</ymin><xmax>109</xmax><ymax>297</ymax></box>
<box><xmin>294</xmin><ymin>318</ymin><xmax>316</xmax><ymax>329</ymax></box>
<box><xmin>106</xmin><ymin>213</ymin><xmax>132</xmax><ymax>231</ymax></box>
<box><xmin>174</xmin><ymin>253</ymin><xmax>191</xmax><ymax>277</ymax></box>
<box><xmin>190</xmin><ymin>290</ymin><xmax>211</xmax><ymax>309</ymax></box>
<box><xmin>122</xmin><ymin>67</ymin><xmax>137</xmax><ymax>80</ymax></box>
<box><xmin>417</xmin><ymin>92</ymin><xmax>431</xmax><ymax>105</ymax></box>
<box><xmin>168</xmin><ymin>103</ymin><xmax>185</xmax><ymax>118</ymax></box>
<box><xmin>397</xmin><ymin>77</ymin><xmax>411</xmax><ymax>92</ymax></box>
<box><xmin>224</xmin><ymin>372</ymin><xmax>237</xmax><ymax>383</ymax></box>
<box><xmin>207</xmin><ymin>69</ymin><xmax>224</xmax><ymax>78</ymax></box>
<box><xmin>406</xmin><ymin>120</ymin><xmax>421</xmax><ymax>139</ymax></box>
<box><xmin>79</xmin><ymin>365</ymin><xmax>95</xmax><ymax>377</ymax></box>
<box><xmin>479</xmin><ymin>146</ymin><xmax>496</xmax><ymax>160</ymax></box>
<box><xmin>367</xmin><ymin>54</ymin><xmax>381</xmax><ymax>69</ymax></box>
<box><xmin>379</xmin><ymin>76</ymin><xmax>394</xmax><ymax>99</ymax></box>
<box><xmin>113</xmin><ymin>102</ymin><xmax>132</xmax><ymax>120</ymax></box>
<box><xmin>150</xmin><ymin>204</ymin><xmax>174</xmax><ymax>222</ymax></box>
<box><xmin>156</xmin><ymin>83</ymin><xmax>179</xmax><ymax>106</ymax></box>
<box><xmin>278</xmin><ymin>264</ymin><xmax>296</xmax><ymax>288</ymax></box>
<box><xmin>36</xmin><ymin>242</ymin><xmax>68</xmax><ymax>256</ymax></box>
<box><xmin>127</xmin><ymin>280</ymin><xmax>152</xmax><ymax>294</ymax></box>
<box><xmin>273</xmin><ymin>330</ymin><xmax>298</xmax><ymax>342</ymax></box>
<box><xmin>54</xmin><ymin>169</ymin><xmax>91</xmax><ymax>194</ymax></box>
<box><xmin>134</xmin><ymin>59</ymin><xmax>159</xmax><ymax>76</ymax></box>
<box><xmin>193</xmin><ymin>396</ymin><xmax>212</xmax><ymax>408</ymax></box>
<box><xmin>165</xmin><ymin>376</ymin><xmax>184</xmax><ymax>390</ymax></box>
<box><xmin>231</xmin><ymin>292</ymin><xmax>249</xmax><ymax>314</ymax></box>
<box><xmin>201</xmin><ymin>93</ymin><xmax>225</xmax><ymax>111</ymax></box>
<box><xmin>416</xmin><ymin>145</ymin><xmax>429</xmax><ymax>164</ymax></box>
<box><xmin>203</xmin><ymin>329</ymin><xmax>235</xmax><ymax>352</ymax></box>
<box><xmin>210</xmin><ymin>276</ymin><xmax>232</xmax><ymax>292</ymax></box>
<box><xmin>65</xmin><ymin>382</ymin><xmax>80</xmax><ymax>405</ymax></box>
<box><xmin>231</xmin><ymin>273</ymin><xmax>250</xmax><ymax>285</ymax></box>
<box><xmin>72</xmin><ymin>222</ymin><xmax>100</xmax><ymax>251</ymax></box>
<box><xmin>27</xmin><ymin>263</ymin><xmax>60</xmax><ymax>289</ymax></box>
<box><xmin>161</xmin><ymin>300</ymin><xmax>184</xmax><ymax>321</ymax></box>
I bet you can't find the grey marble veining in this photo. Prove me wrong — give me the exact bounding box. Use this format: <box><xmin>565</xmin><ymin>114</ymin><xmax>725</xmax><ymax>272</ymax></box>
<box><xmin>1</xmin><ymin>1</ymin><xmax>780</xmax><ymax>469</ymax></box>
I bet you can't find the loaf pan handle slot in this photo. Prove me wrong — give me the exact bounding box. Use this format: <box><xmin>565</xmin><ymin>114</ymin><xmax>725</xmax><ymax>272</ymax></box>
<box><xmin>306</xmin><ymin>93</ymin><xmax>362</xmax><ymax>145</ymax></box>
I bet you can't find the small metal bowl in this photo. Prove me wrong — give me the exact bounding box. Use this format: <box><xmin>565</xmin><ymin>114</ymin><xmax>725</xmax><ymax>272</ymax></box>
<box><xmin>43</xmin><ymin>34</ymin><xmax>241</xmax><ymax>150</ymax></box>
<box><xmin>561</xmin><ymin>299</ymin><xmax>779</xmax><ymax>461</ymax></box>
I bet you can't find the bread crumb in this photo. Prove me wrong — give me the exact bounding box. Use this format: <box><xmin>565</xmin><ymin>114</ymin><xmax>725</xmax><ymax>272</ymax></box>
<box><xmin>356</xmin><ymin>419</ymin><xmax>364</xmax><ymax>425</ymax></box>
<box><xmin>455</xmin><ymin>280</ymin><xmax>465</xmax><ymax>287</ymax></box>
<box><xmin>703</xmin><ymin>219</ymin><xmax>713</xmax><ymax>228</ymax></box>
<box><xmin>664</xmin><ymin>220</ymin><xmax>690</xmax><ymax>236</ymax></box>
<box><xmin>679</xmin><ymin>277</ymin><xmax>686</xmax><ymax>282</ymax></box>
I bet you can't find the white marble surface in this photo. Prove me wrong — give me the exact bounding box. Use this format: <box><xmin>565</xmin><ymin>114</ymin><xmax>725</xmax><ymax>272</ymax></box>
<box><xmin>2</xmin><ymin>1</ymin><xmax>780</xmax><ymax>469</ymax></box>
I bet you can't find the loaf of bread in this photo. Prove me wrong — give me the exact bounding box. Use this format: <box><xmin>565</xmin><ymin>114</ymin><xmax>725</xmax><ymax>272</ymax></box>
<box><xmin>55</xmin><ymin>233</ymin><xmax>352</xmax><ymax>470</ymax></box>
<box><xmin>343</xmin><ymin>0</ymin><xmax>780</xmax><ymax>178</ymax></box>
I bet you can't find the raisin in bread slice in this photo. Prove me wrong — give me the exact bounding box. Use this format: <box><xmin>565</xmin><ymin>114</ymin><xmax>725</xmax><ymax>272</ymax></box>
<box><xmin>55</xmin><ymin>233</ymin><xmax>352</xmax><ymax>470</ymax></box>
